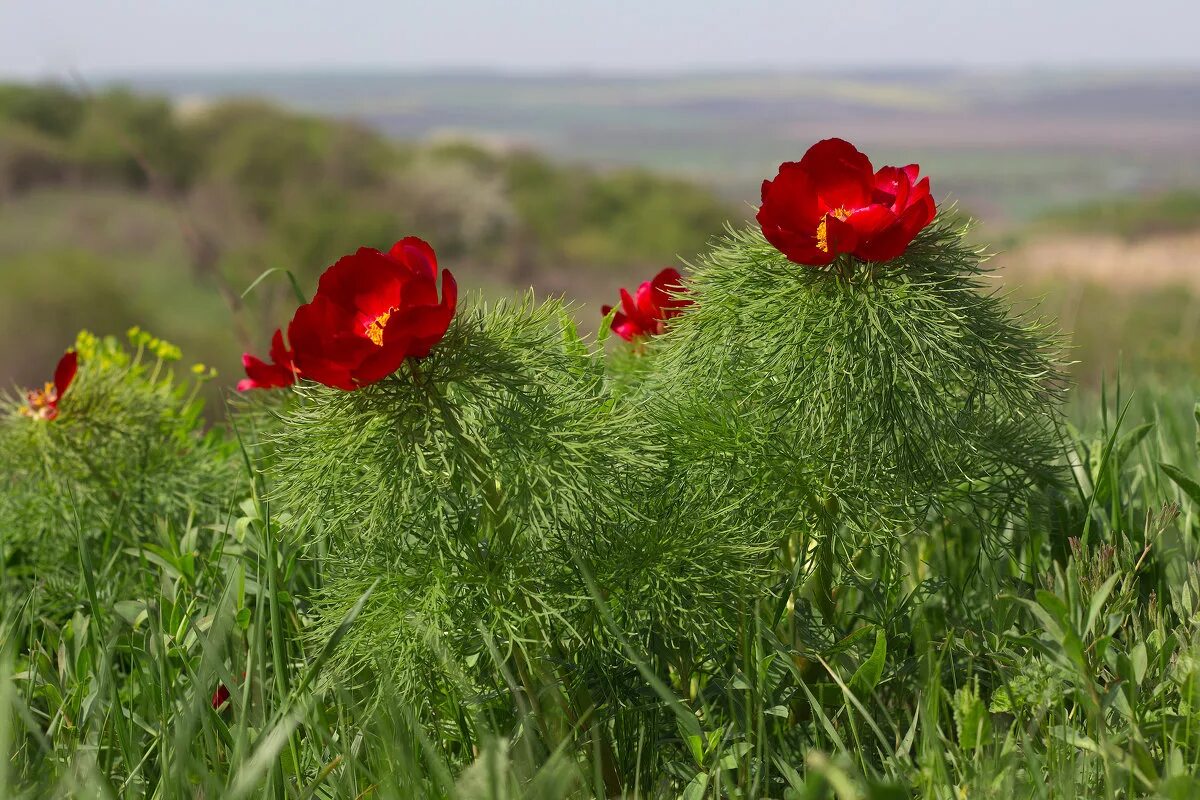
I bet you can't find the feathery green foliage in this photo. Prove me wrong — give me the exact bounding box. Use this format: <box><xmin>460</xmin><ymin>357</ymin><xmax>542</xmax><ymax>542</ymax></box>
<box><xmin>256</xmin><ymin>294</ymin><xmax>769</xmax><ymax>785</ymax></box>
<box><xmin>1</xmin><ymin>329</ymin><xmax>239</xmax><ymax>609</ymax></box>
<box><xmin>645</xmin><ymin>218</ymin><xmax>1065</xmax><ymax>538</ymax></box>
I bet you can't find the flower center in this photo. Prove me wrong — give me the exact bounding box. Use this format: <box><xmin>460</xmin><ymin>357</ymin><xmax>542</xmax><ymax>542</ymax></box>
<box><xmin>20</xmin><ymin>383</ymin><xmax>58</xmax><ymax>420</ymax></box>
<box><xmin>815</xmin><ymin>207</ymin><xmax>853</xmax><ymax>253</ymax></box>
<box><xmin>364</xmin><ymin>309</ymin><xmax>394</xmax><ymax>346</ymax></box>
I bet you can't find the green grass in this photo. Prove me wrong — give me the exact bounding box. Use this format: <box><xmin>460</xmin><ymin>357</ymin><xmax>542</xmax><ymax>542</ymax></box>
<box><xmin>1010</xmin><ymin>279</ymin><xmax>1200</xmax><ymax>390</ymax></box>
<box><xmin>7</xmin><ymin>345</ymin><xmax>1200</xmax><ymax>798</ymax></box>
<box><xmin>1039</xmin><ymin>191</ymin><xmax>1200</xmax><ymax>239</ymax></box>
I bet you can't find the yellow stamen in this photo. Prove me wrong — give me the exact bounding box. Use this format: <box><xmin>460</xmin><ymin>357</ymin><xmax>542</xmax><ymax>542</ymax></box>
<box><xmin>815</xmin><ymin>207</ymin><xmax>852</xmax><ymax>254</ymax></box>
<box><xmin>364</xmin><ymin>309</ymin><xmax>393</xmax><ymax>346</ymax></box>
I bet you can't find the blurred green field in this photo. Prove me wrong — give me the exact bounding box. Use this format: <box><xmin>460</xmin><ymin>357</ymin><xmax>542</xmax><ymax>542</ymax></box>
<box><xmin>1038</xmin><ymin>191</ymin><xmax>1200</xmax><ymax>240</ymax></box>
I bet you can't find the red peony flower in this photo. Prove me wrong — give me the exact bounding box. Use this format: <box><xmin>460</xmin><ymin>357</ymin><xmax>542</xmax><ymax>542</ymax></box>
<box><xmin>602</xmin><ymin>267</ymin><xmax>691</xmax><ymax>341</ymax></box>
<box><xmin>287</xmin><ymin>237</ymin><xmax>457</xmax><ymax>391</ymax></box>
<box><xmin>757</xmin><ymin>138</ymin><xmax>936</xmax><ymax>266</ymax></box>
<box><xmin>21</xmin><ymin>350</ymin><xmax>77</xmax><ymax>421</ymax></box>
<box><xmin>237</xmin><ymin>329</ymin><xmax>297</xmax><ymax>391</ymax></box>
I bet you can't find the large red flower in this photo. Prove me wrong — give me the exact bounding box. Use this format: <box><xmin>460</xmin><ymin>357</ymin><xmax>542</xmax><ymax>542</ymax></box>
<box><xmin>237</xmin><ymin>329</ymin><xmax>296</xmax><ymax>391</ymax></box>
<box><xmin>602</xmin><ymin>267</ymin><xmax>691</xmax><ymax>341</ymax></box>
<box><xmin>757</xmin><ymin>138</ymin><xmax>936</xmax><ymax>266</ymax></box>
<box><xmin>286</xmin><ymin>237</ymin><xmax>457</xmax><ymax>391</ymax></box>
<box><xmin>21</xmin><ymin>350</ymin><xmax>77</xmax><ymax>421</ymax></box>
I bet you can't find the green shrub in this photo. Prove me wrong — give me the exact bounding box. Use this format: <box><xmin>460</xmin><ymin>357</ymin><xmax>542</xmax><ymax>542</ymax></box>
<box><xmin>1</xmin><ymin>329</ymin><xmax>240</xmax><ymax>609</ymax></box>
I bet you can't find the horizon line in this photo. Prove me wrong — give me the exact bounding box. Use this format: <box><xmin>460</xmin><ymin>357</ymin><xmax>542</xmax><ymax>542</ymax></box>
<box><xmin>6</xmin><ymin>60</ymin><xmax>1200</xmax><ymax>84</ymax></box>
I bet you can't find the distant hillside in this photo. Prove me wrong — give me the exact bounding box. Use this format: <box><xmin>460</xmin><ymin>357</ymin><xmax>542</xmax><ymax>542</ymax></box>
<box><xmin>112</xmin><ymin>68</ymin><xmax>1200</xmax><ymax>222</ymax></box>
<box><xmin>0</xmin><ymin>83</ymin><xmax>735</xmax><ymax>389</ymax></box>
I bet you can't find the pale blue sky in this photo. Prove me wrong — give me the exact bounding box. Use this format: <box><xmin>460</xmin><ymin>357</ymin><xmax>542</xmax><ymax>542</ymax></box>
<box><xmin>1</xmin><ymin>0</ymin><xmax>1196</xmax><ymax>77</ymax></box>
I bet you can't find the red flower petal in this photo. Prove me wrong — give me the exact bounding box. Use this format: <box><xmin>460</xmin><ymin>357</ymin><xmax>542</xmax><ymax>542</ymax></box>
<box><xmin>320</xmin><ymin>249</ymin><xmax>407</xmax><ymax>324</ymax></box>
<box><xmin>211</xmin><ymin>671</ymin><xmax>246</xmax><ymax>710</ymax></box>
<box><xmin>53</xmin><ymin>351</ymin><xmax>78</xmax><ymax>402</ymax></box>
<box><xmin>618</xmin><ymin>288</ymin><xmax>645</xmax><ymax>327</ymax></box>
<box><xmin>758</xmin><ymin>165</ymin><xmax>836</xmax><ymax>266</ymax></box>
<box><xmin>797</xmin><ymin>138</ymin><xmax>875</xmax><ymax>211</ymax></box>
<box><xmin>650</xmin><ymin>268</ymin><xmax>690</xmax><ymax>319</ymax></box>
<box><xmin>768</xmin><ymin>232</ymin><xmax>838</xmax><ymax>266</ymax></box>
<box><xmin>388</xmin><ymin>236</ymin><xmax>439</xmax><ymax>281</ymax></box>
<box><xmin>288</xmin><ymin>299</ymin><xmax>362</xmax><ymax>391</ymax></box>
<box><xmin>845</xmin><ymin>205</ymin><xmax>899</xmax><ymax>244</ymax></box>
<box><xmin>238</xmin><ymin>329</ymin><xmax>296</xmax><ymax>391</ymax></box>
<box><xmin>634</xmin><ymin>282</ymin><xmax>658</xmax><ymax>320</ymax></box>
<box><xmin>611</xmin><ymin>318</ymin><xmax>639</xmax><ymax>341</ymax></box>
<box><xmin>872</xmin><ymin>165</ymin><xmax>912</xmax><ymax>211</ymax></box>
<box><xmin>759</xmin><ymin>169</ymin><xmax>823</xmax><ymax>228</ymax></box>
<box><xmin>267</xmin><ymin>328</ymin><xmax>290</xmax><ymax>367</ymax></box>
<box><xmin>896</xmin><ymin>193</ymin><xmax>937</xmax><ymax>241</ymax></box>
<box><xmin>239</xmin><ymin>353</ymin><xmax>290</xmax><ymax>390</ymax></box>
<box><xmin>821</xmin><ymin>213</ymin><xmax>859</xmax><ymax>258</ymax></box>
<box><xmin>904</xmin><ymin>176</ymin><xmax>932</xmax><ymax>209</ymax></box>
<box><xmin>399</xmin><ymin>271</ymin><xmax>458</xmax><ymax>357</ymax></box>
<box><xmin>350</xmin><ymin>331</ymin><xmax>417</xmax><ymax>386</ymax></box>
<box><xmin>602</xmin><ymin>268</ymin><xmax>692</xmax><ymax>341</ymax></box>
<box><xmin>855</xmin><ymin>194</ymin><xmax>936</xmax><ymax>262</ymax></box>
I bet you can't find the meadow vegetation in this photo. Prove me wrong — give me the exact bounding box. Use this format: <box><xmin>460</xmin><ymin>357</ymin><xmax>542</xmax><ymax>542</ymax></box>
<box><xmin>5</xmin><ymin>83</ymin><xmax>1200</xmax><ymax>800</ymax></box>
<box><xmin>4</xmin><ymin>229</ymin><xmax>1200</xmax><ymax>800</ymax></box>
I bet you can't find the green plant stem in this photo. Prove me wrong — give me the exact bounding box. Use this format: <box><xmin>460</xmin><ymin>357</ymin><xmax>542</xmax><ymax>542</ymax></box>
<box><xmin>809</xmin><ymin>511</ymin><xmax>838</xmax><ymax>625</ymax></box>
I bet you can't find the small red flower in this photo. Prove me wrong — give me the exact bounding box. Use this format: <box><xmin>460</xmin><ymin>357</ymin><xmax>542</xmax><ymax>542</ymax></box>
<box><xmin>237</xmin><ymin>329</ymin><xmax>297</xmax><ymax>391</ymax></box>
<box><xmin>287</xmin><ymin>237</ymin><xmax>457</xmax><ymax>391</ymax></box>
<box><xmin>602</xmin><ymin>267</ymin><xmax>691</xmax><ymax>342</ymax></box>
<box><xmin>211</xmin><ymin>671</ymin><xmax>247</xmax><ymax>710</ymax></box>
<box><xmin>21</xmin><ymin>350</ymin><xmax>77</xmax><ymax>421</ymax></box>
<box><xmin>757</xmin><ymin>138</ymin><xmax>936</xmax><ymax>266</ymax></box>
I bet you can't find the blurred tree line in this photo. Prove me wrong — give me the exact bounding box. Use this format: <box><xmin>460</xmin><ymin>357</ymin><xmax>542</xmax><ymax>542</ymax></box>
<box><xmin>0</xmin><ymin>83</ymin><xmax>737</xmax><ymax>389</ymax></box>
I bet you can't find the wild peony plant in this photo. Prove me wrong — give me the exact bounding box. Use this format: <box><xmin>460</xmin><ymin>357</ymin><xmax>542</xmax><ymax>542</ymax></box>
<box><xmin>0</xmin><ymin>329</ymin><xmax>239</xmax><ymax>609</ymax></box>
<box><xmin>624</xmin><ymin>138</ymin><xmax>1065</xmax><ymax>617</ymax></box>
<box><xmin>247</xmin><ymin>238</ymin><xmax>766</xmax><ymax>780</ymax></box>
